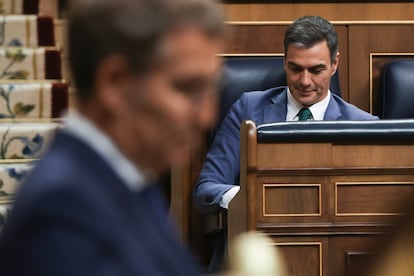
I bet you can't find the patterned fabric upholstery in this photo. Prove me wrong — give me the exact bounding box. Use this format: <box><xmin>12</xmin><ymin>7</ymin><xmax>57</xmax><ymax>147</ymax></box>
<box><xmin>0</xmin><ymin>15</ymin><xmax>54</xmax><ymax>46</ymax></box>
<box><xmin>0</xmin><ymin>0</ymin><xmax>68</xmax><ymax>228</ymax></box>
<box><xmin>0</xmin><ymin>0</ymin><xmax>39</xmax><ymax>15</ymax></box>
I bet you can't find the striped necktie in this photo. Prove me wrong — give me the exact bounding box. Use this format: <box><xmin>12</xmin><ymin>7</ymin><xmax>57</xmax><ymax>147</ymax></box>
<box><xmin>297</xmin><ymin>107</ymin><xmax>313</xmax><ymax>121</ymax></box>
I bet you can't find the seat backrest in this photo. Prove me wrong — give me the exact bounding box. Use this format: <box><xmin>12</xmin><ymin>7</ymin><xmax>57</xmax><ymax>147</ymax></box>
<box><xmin>379</xmin><ymin>60</ymin><xmax>414</xmax><ymax>119</ymax></box>
<box><xmin>256</xmin><ymin>119</ymin><xmax>414</xmax><ymax>143</ymax></box>
<box><xmin>218</xmin><ymin>56</ymin><xmax>341</xmax><ymax>124</ymax></box>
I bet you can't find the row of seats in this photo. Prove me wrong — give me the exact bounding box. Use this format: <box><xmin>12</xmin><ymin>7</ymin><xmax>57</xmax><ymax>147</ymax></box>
<box><xmin>380</xmin><ymin>60</ymin><xmax>414</xmax><ymax>119</ymax></box>
<box><xmin>219</xmin><ymin>57</ymin><xmax>414</xmax><ymax>122</ymax></box>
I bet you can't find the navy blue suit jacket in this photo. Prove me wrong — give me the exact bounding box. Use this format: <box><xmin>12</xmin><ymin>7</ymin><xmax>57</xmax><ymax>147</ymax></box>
<box><xmin>0</xmin><ymin>131</ymin><xmax>199</xmax><ymax>276</ymax></box>
<box><xmin>193</xmin><ymin>87</ymin><xmax>379</xmax><ymax>213</ymax></box>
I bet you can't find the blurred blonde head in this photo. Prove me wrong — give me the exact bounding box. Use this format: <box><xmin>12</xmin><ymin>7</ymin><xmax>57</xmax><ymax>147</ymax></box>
<box><xmin>229</xmin><ymin>231</ymin><xmax>287</xmax><ymax>276</ymax></box>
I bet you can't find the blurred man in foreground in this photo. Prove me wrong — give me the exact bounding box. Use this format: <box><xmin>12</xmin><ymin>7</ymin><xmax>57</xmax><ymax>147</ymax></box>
<box><xmin>0</xmin><ymin>0</ymin><xmax>224</xmax><ymax>275</ymax></box>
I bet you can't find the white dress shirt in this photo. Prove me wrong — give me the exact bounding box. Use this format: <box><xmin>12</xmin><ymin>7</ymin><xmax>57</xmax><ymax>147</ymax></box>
<box><xmin>286</xmin><ymin>88</ymin><xmax>331</xmax><ymax>121</ymax></box>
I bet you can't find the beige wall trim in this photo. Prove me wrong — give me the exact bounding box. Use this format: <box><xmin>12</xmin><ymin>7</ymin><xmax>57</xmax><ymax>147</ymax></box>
<box><xmin>219</xmin><ymin>53</ymin><xmax>284</xmax><ymax>57</ymax></box>
<box><xmin>226</xmin><ymin>20</ymin><xmax>414</xmax><ymax>26</ymax></box>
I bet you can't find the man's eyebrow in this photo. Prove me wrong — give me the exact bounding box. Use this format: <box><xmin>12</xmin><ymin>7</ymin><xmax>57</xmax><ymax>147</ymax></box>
<box><xmin>287</xmin><ymin>61</ymin><xmax>302</xmax><ymax>68</ymax></box>
<box><xmin>311</xmin><ymin>64</ymin><xmax>327</xmax><ymax>69</ymax></box>
<box><xmin>287</xmin><ymin>61</ymin><xmax>327</xmax><ymax>70</ymax></box>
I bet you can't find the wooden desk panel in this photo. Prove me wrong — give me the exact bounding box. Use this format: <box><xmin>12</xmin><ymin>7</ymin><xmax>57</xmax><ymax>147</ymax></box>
<box><xmin>228</xmin><ymin>120</ymin><xmax>414</xmax><ymax>276</ymax></box>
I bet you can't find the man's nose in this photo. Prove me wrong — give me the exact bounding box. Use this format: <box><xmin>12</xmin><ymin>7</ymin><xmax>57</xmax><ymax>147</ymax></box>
<box><xmin>299</xmin><ymin>70</ymin><xmax>312</xmax><ymax>87</ymax></box>
<box><xmin>195</xmin><ymin>89</ymin><xmax>218</xmax><ymax>131</ymax></box>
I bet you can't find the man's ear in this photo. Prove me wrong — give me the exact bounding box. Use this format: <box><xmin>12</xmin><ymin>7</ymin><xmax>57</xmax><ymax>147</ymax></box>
<box><xmin>331</xmin><ymin>51</ymin><xmax>340</xmax><ymax>76</ymax></box>
<box><xmin>93</xmin><ymin>54</ymin><xmax>132</xmax><ymax>114</ymax></box>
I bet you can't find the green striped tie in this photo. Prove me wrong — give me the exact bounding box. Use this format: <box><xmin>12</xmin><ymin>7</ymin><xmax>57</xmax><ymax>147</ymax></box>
<box><xmin>298</xmin><ymin>108</ymin><xmax>313</xmax><ymax>121</ymax></box>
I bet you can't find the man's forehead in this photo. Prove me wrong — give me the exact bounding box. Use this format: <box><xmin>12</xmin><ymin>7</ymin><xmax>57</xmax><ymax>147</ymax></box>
<box><xmin>287</xmin><ymin>39</ymin><xmax>330</xmax><ymax>50</ymax></box>
<box><xmin>285</xmin><ymin>42</ymin><xmax>331</xmax><ymax>62</ymax></box>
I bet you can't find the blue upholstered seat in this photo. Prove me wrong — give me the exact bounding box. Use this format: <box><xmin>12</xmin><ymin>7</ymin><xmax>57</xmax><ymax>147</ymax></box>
<box><xmin>257</xmin><ymin>119</ymin><xmax>414</xmax><ymax>143</ymax></box>
<box><xmin>379</xmin><ymin>60</ymin><xmax>414</xmax><ymax>119</ymax></box>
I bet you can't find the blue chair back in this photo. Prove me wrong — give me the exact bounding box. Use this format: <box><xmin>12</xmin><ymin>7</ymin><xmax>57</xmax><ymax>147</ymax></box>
<box><xmin>379</xmin><ymin>60</ymin><xmax>414</xmax><ymax>119</ymax></box>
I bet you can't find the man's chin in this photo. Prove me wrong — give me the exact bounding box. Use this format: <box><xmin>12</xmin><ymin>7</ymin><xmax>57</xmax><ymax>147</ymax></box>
<box><xmin>298</xmin><ymin>98</ymin><xmax>317</xmax><ymax>107</ymax></box>
<box><xmin>296</xmin><ymin>92</ymin><xmax>321</xmax><ymax>105</ymax></box>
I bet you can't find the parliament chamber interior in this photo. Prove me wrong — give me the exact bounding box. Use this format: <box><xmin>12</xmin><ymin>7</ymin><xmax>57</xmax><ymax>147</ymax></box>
<box><xmin>1</xmin><ymin>0</ymin><xmax>414</xmax><ymax>275</ymax></box>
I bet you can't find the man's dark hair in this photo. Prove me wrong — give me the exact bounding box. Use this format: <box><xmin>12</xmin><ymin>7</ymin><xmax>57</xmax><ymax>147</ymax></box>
<box><xmin>67</xmin><ymin>0</ymin><xmax>224</xmax><ymax>101</ymax></box>
<box><xmin>284</xmin><ymin>16</ymin><xmax>338</xmax><ymax>64</ymax></box>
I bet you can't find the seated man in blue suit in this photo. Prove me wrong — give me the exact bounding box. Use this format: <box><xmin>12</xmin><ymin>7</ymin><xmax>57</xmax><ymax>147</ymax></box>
<box><xmin>193</xmin><ymin>15</ymin><xmax>378</xmax><ymax>271</ymax></box>
<box><xmin>0</xmin><ymin>0</ymin><xmax>224</xmax><ymax>275</ymax></box>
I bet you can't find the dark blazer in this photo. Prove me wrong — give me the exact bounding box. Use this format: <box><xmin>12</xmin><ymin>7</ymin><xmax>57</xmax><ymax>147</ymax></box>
<box><xmin>193</xmin><ymin>86</ymin><xmax>379</xmax><ymax>213</ymax></box>
<box><xmin>0</xmin><ymin>131</ymin><xmax>199</xmax><ymax>276</ymax></box>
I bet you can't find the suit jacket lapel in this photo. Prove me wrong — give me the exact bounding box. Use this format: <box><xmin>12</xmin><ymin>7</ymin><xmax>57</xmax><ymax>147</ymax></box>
<box><xmin>324</xmin><ymin>94</ymin><xmax>343</xmax><ymax>120</ymax></box>
<box><xmin>263</xmin><ymin>88</ymin><xmax>288</xmax><ymax>123</ymax></box>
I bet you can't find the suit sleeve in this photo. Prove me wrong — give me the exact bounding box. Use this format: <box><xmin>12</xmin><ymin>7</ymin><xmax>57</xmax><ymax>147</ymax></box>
<box><xmin>193</xmin><ymin>94</ymin><xmax>248</xmax><ymax>213</ymax></box>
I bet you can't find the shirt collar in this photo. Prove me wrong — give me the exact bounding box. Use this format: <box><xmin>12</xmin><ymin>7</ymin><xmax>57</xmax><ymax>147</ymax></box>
<box><xmin>63</xmin><ymin>111</ymin><xmax>149</xmax><ymax>192</ymax></box>
<box><xmin>286</xmin><ymin>88</ymin><xmax>331</xmax><ymax>121</ymax></box>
